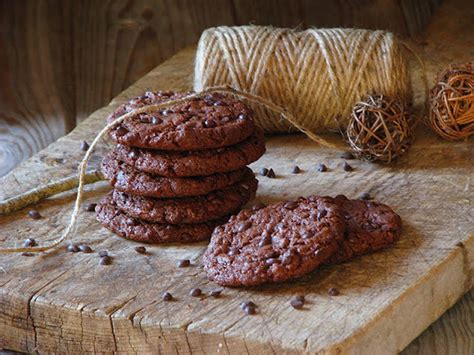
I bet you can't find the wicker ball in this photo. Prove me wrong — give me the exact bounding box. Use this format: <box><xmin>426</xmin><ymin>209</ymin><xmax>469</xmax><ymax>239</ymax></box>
<box><xmin>346</xmin><ymin>95</ymin><xmax>412</xmax><ymax>163</ymax></box>
<box><xmin>429</xmin><ymin>63</ymin><xmax>474</xmax><ymax>140</ymax></box>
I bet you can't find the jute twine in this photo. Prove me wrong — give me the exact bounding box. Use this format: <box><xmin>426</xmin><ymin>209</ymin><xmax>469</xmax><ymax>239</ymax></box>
<box><xmin>0</xmin><ymin>87</ymin><xmax>329</xmax><ymax>253</ymax></box>
<box><xmin>194</xmin><ymin>26</ymin><xmax>412</xmax><ymax>134</ymax></box>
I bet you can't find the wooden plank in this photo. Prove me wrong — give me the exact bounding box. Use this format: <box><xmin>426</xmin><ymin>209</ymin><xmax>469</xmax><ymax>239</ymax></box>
<box><xmin>402</xmin><ymin>288</ymin><xmax>474</xmax><ymax>355</ymax></box>
<box><xmin>0</xmin><ymin>95</ymin><xmax>472</xmax><ymax>353</ymax></box>
<box><xmin>0</xmin><ymin>0</ymin><xmax>439</xmax><ymax>177</ymax></box>
<box><xmin>0</xmin><ymin>115</ymin><xmax>472</xmax><ymax>354</ymax></box>
<box><xmin>0</xmin><ymin>26</ymin><xmax>473</xmax><ymax>355</ymax></box>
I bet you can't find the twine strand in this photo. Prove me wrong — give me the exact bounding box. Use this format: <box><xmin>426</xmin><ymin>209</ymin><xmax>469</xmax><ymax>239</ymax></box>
<box><xmin>194</xmin><ymin>26</ymin><xmax>411</xmax><ymax>134</ymax></box>
<box><xmin>0</xmin><ymin>87</ymin><xmax>333</xmax><ymax>253</ymax></box>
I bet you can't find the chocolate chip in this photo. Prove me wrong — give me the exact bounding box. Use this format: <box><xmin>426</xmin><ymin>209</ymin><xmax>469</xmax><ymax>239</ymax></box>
<box><xmin>340</xmin><ymin>151</ymin><xmax>355</xmax><ymax>160</ymax></box>
<box><xmin>98</xmin><ymin>250</ymin><xmax>108</xmax><ymax>257</ymax></box>
<box><xmin>151</xmin><ymin>116</ymin><xmax>162</xmax><ymax>124</ymax></box>
<box><xmin>100</xmin><ymin>256</ymin><xmax>112</xmax><ymax>265</ymax></box>
<box><xmin>290</xmin><ymin>298</ymin><xmax>304</xmax><ymax>309</ymax></box>
<box><xmin>85</xmin><ymin>203</ymin><xmax>97</xmax><ymax>212</ymax></box>
<box><xmin>28</xmin><ymin>210</ymin><xmax>41</xmax><ymax>220</ymax></box>
<box><xmin>251</xmin><ymin>203</ymin><xmax>266</xmax><ymax>211</ymax></box>
<box><xmin>240</xmin><ymin>301</ymin><xmax>256</xmax><ymax>309</ymax></box>
<box><xmin>284</xmin><ymin>201</ymin><xmax>298</xmax><ymax>210</ymax></box>
<box><xmin>328</xmin><ymin>287</ymin><xmax>340</xmax><ymax>296</ymax></box>
<box><xmin>281</xmin><ymin>251</ymin><xmax>294</xmax><ymax>265</ymax></box>
<box><xmin>162</xmin><ymin>292</ymin><xmax>173</xmax><ymax>301</ymax></box>
<box><xmin>258</xmin><ymin>233</ymin><xmax>272</xmax><ymax>247</ymax></box>
<box><xmin>80</xmin><ymin>141</ymin><xmax>90</xmax><ymax>151</ymax></box>
<box><xmin>126</xmin><ymin>218</ymin><xmax>136</xmax><ymax>226</ymax></box>
<box><xmin>23</xmin><ymin>238</ymin><xmax>37</xmax><ymax>247</ymax></box>
<box><xmin>133</xmin><ymin>246</ymin><xmax>146</xmax><ymax>254</ymax></box>
<box><xmin>360</xmin><ymin>192</ymin><xmax>371</xmax><ymax>200</ymax></box>
<box><xmin>210</xmin><ymin>290</ymin><xmax>222</xmax><ymax>298</ymax></box>
<box><xmin>295</xmin><ymin>295</ymin><xmax>305</xmax><ymax>302</ymax></box>
<box><xmin>178</xmin><ymin>259</ymin><xmax>190</xmax><ymax>268</ymax></box>
<box><xmin>259</xmin><ymin>168</ymin><xmax>269</xmax><ymax>176</ymax></box>
<box><xmin>343</xmin><ymin>162</ymin><xmax>353</xmax><ymax>172</ymax></box>
<box><xmin>204</xmin><ymin>119</ymin><xmax>217</xmax><ymax>128</ymax></box>
<box><xmin>317</xmin><ymin>209</ymin><xmax>327</xmax><ymax>221</ymax></box>
<box><xmin>67</xmin><ymin>244</ymin><xmax>80</xmax><ymax>253</ymax></box>
<box><xmin>128</xmin><ymin>149</ymin><xmax>139</xmax><ymax>159</ymax></box>
<box><xmin>79</xmin><ymin>245</ymin><xmax>93</xmax><ymax>253</ymax></box>
<box><xmin>190</xmin><ymin>288</ymin><xmax>202</xmax><ymax>297</ymax></box>
<box><xmin>115</xmin><ymin>126</ymin><xmax>128</xmax><ymax>136</ymax></box>
<box><xmin>292</xmin><ymin>166</ymin><xmax>301</xmax><ymax>174</ymax></box>
<box><xmin>139</xmin><ymin>115</ymin><xmax>150</xmax><ymax>123</ymax></box>
<box><xmin>227</xmin><ymin>249</ymin><xmax>238</xmax><ymax>256</ymax></box>
<box><xmin>267</xmin><ymin>169</ymin><xmax>276</xmax><ymax>178</ymax></box>
<box><xmin>237</xmin><ymin>221</ymin><xmax>251</xmax><ymax>232</ymax></box>
<box><xmin>265</xmin><ymin>257</ymin><xmax>280</xmax><ymax>265</ymax></box>
<box><xmin>316</xmin><ymin>164</ymin><xmax>327</xmax><ymax>172</ymax></box>
<box><xmin>243</xmin><ymin>305</ymin><xmax>256</xmax><ymax>315</ymax></box>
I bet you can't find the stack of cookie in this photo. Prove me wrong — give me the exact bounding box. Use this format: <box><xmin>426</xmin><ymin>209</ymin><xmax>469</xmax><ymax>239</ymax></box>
<box><xmin>96</xmin><ymin>91</ymin><xmax>265</xmax><ymax>243</ymax></box>
<box><xmin>204</xmin><ymin>195</ymin><xmax>402</xmax><ymax>286</ymax></box>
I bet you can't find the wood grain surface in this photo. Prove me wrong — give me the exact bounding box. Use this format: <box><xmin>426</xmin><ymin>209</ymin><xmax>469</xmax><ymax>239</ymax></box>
<box><xmin>0</xmin><ymin>0</ymin><xmax>441</xmax><ymax>177</ymax></box>
<box><xmin>0</xmin><ymin>0</ymin><xmax>473</xmax><ymax>350</ymax></box>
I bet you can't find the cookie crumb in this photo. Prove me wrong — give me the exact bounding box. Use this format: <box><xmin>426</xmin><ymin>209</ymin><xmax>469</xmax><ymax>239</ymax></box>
<box><xmin>316</xmin><ymin>164</ymin><xmax>327</xmax><ymax>172</ymax></box>
<box><xmin>290</xmin><ymin>298</ymin><xmax>304</xmax><ymax>309</ymax></box>
<box><xmin>343</xmin><ymin>162</ymin><xmax>353</xmax><ymax>172</ymax></box>
<box><xmin>340</xmin><ymin>151</ymin><xmax>355</xmax><ymax>160</ymax></box>
<box><xmin>162</xmin><ymin>292</ymin><xmax>173</xmax><ymax>301</ymax></box>
<box><xmin>134</xmin><ymin>246</ymin><xmax>147</xmax><ymax>254</ymax></box>
<box><xmin>190</xmin><ymin>288</ymin><xmax>202</xmax><ymax>297</ymax></box>
<box><xmin>28</xmin><ymin>210</ymin><xmax>41</xmax><ymax>220</ymax></box>
<box><xmin>178</xmin><ymin>259</ymin><xmax>191</xmax><ymax>268</ymax></box>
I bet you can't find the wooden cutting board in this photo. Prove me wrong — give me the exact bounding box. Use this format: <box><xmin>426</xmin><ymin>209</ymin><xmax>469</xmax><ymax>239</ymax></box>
<box><xmin>1</xmin><ymin>19</ymin><xmax>473</xmax><ymax>354</ymax></box>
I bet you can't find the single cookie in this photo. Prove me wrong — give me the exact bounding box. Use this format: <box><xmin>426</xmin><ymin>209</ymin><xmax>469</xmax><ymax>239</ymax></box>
<box><xmin>96</xmin><ymin>193</ymin><xmax>225</xmax><ymax>243</ymax></box>
<box><xmin>203</xmin><ymin>196</ymin><xmax>345</xmax><ymax>286</ymax></box>
<box><xmin>108</xmin><ymin>91</ymin><xmax>255</xmax><ymax>150</ymax></box>
<box><xmin>101</xmin><ymin>152</ymin><xmax>251</xmax><ymax>198</ymax></box>
<box><xmin>325</xmin><ymin>195</ymin><xmax>402</xmax><ymax>264</ymax></box>
<box><xmin>112</xmin><ymin>173</ymin><xmax>258</xmax><ymax>224</ymax></box>
<box><xmin>112</xmin><ymin>130</ymin><xmax>266</xmax><ymax>177</ymax></box>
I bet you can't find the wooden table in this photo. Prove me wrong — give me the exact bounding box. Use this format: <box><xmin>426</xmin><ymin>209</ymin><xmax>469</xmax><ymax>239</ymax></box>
<box><xmin>0</xmin><ymin>1</ymin><xmax>473</xmax><ymax>353</ymax></box>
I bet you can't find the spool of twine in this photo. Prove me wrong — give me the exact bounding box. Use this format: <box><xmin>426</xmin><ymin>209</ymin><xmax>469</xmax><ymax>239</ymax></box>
<box><xmin>194</xmin><ymin>26</ymin><xmax>412</xmax><ymax>134</ymax></box>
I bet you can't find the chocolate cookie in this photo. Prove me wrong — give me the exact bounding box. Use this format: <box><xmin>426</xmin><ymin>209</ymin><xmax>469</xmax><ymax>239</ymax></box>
<box><xmin>108</xmin><ymin>91</ymin><xmax>255</xmax><ymax>150</ymax></box>
<box><xmin>112</xmin><ymin>130</ymin><xmax>266</xmax><ymax>177</ymax></box>
<box><xmin>101</xmin><ymin>152</ymin><xmax>250</xmax><ymax>198</ymax></box>
<box><xmin>112</xmin><ymin>173</ymin><xmax>258</xmax><ymax>224</ymax></box>
<box><xmin>96</xmin><ymin>193</ymin><xmax>225</xmax><ymax>243</ymax></box>
<box><xmin>203</xmin><ymin>196</ymin><xmax>345</xmax><ymax>286</ymax></box>
<box><xmin>325</xmin><ymin>195</ymin><xmax>402</xmax><ymax>264</ymax></box>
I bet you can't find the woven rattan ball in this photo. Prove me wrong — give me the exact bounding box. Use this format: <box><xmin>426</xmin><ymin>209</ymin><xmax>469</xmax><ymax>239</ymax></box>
<box><xmin>346</xmin><ymin>95</ymin><xmax>412</xmax><ymax>163</ymax></box>
<box><xmin>429</xmin><ymin>63</ymin><xmax>474</xmax><ymax>140</ymax></box>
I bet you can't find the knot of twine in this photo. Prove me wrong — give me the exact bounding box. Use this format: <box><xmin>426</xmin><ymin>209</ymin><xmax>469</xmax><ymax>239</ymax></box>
<box><xmin>194</xmin><ymin>26</ymin><xmax>412</xmax><ymax>133</ymax></box>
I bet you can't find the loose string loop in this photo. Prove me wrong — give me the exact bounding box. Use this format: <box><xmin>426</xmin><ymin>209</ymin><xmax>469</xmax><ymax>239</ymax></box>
<box><xmin>0</xmin><ymin>87</ymin><xmax>333</xmax><ymax>253</ymax></box>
